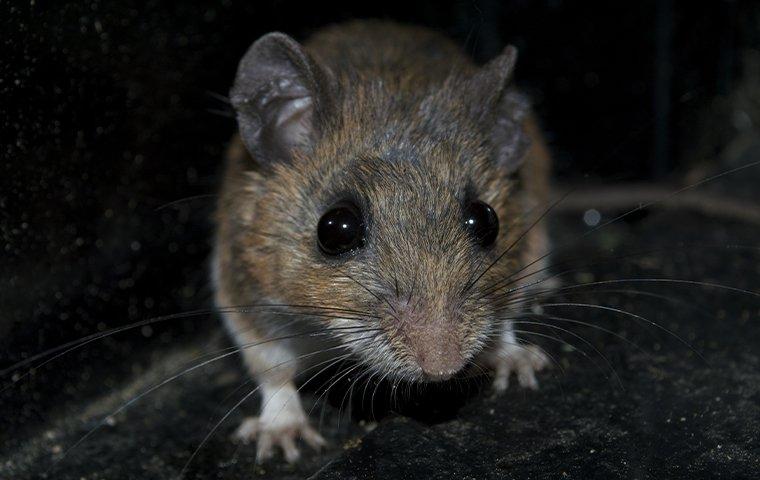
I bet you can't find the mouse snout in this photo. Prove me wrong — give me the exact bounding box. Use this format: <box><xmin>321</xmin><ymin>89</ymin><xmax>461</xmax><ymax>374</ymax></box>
<box><xmin>394</xmin><ymin>304</ymin><xmax>466</xmax><ymax>381</ymax></box>
<box><xmin>414</xmin><ymin>339</ymin><xmax>464</xmax><ymax>381</ymax></box>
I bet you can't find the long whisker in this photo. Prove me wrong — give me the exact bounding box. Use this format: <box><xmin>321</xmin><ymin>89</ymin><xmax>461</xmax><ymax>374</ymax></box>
<box><xmin>46</xmin><ymin>326</ymin><xmax>381</xmax><ymax>473</ymax></box>
<box><xmin>473</xmin><ymin>161</ymin><xmax>760</xmax><ymax>297</ymax></box>
<box><xmin>339</xmin><ymin>272</ymin><xmax>398</xmax><ymax>315</ymax></box>
<box><xmin>337</xmin><ymin>364</ymin><xmax>378</xmax><ymax>430</ymax></box>
<box><xmin>489</xmin><ymin>285</ymin><xmax>717</xmax><ymax>323</ymax></box>
<box><xmin>360</xmin><ymin>368</ymin><xmax>382</xmax><ymax>417</ymax></box>
<box><xmin>370</xmin><ymin>369</ymin><xmax>394</xmax><ymax>420</ymax></box>
<box><xmin>179</xmin><ymin>347</ymin><xmax>366</xmax><ymax>478</ymax></box>
<box><xmin>508</xmin><ymin>320</ymin><xmax>623</xmax><ymax>388</ymax></box>
<box><xmin>539</xmin><ymin>302</ymin><xmax>707</xmax><ymax>363</ymax></box>
<box><xmin>309</xmin><ymin>361</ymin><xmax>366</xmax><ymax>419</ymax></box>
<box><xmin>463</xmin><ymin>190</ymin><xmax>572</xmax><ymax>294</ymax></box>
<box><xmin>506</xmin><ymin>328</ymin><xmax>600</xmax><ymax>378</ymax></box>
<box><xmin>480</xmin><ymin>243</ymin><xmax>760</xmax><ymax>303</ymax></box>
<box><xmin>154</xmin><ymin>194</ymin><xmax>218</xmax><ymax>212</ymax></box>
<box><xmin>547</xmin><ymin>278</ymin><xmax>760</xmax><ymax>300</ymax></box>
<box><xmin>487</xmin><ymin>276</ymin><xmax>759</xmax><ymax>320</ymax></box>
<box><xmin>518</xmin><ymin>312</ymin><xmax>651</xmax><ymax>357</ymax></box>
<box><xmin>1</xmin><ymin>303</ymin><xmax>379</xmax><ymax>389</ymax></box>
<box><xmin>209</xmin><ymin>328</ymin><xmax>381</xmax><ymax>420</ymax></box>
<box><xmin>485</xmin><ymin>335</ymin><xmax>567</xmax><ymax>382</ymax></box>
<box><xmin>178</xmin><ymin>385</ymin><xmax>262</xmax><ymax>478</ymax></box>
<box><xmin>590</xmin><ymin>160</ymin><xmax>760</xmax><ymax>237</ymax></box>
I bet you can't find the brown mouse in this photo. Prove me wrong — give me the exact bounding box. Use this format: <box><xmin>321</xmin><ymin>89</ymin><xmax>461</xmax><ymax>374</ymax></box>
<box><xmin>212</xmin><ymin>20</ymin><xmax>553</xmax><ymax>464</ymax></box>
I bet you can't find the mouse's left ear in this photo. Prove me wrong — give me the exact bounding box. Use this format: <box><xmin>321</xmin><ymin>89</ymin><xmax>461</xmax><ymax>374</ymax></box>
<box><xmin>230</xmin><ymin>32</ymin><xmax>337</xmax><ymax>167</ymax></box>
<box><xmin>467</xmin><ymin>45</ymin><xmax>530</xmax><ymax>174</ymax></box>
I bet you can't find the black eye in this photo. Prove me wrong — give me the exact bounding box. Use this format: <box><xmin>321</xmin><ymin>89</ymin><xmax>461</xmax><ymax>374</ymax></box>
<box><xmin>464</xmin><ymin>201</ymin><xmax>499</xmax><ymax>247</ymax></box>
<box><xmin>317</xmin><ymin>202</ymin><xmax>365</xmax><ymax>256</ymax></box>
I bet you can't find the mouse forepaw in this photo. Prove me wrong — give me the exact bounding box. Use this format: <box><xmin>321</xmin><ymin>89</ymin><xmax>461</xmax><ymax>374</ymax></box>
<box><xmin>490</xmin><ymin>344</ymin><xmax>550</xmax><ymax>392</ymax></box>
<box><xmin>233</xmin><ymin>405</ymin><xmax>326</xmax><ymax>464</ymax></box>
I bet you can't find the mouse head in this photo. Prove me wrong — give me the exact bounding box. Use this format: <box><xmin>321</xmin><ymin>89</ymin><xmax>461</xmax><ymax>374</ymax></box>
<box><xmin>228</xmin><ymin>32</ymin><xmax>531</xmax><ymax>382</ymax></box>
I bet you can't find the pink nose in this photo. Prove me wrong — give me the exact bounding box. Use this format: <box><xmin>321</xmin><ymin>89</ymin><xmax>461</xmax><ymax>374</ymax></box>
<box><xmin>390</xmin><ymin>298</ymin><xmax>466</xmax><ymax>381</ymax></box>
<box><xmin>404</xmin><ymin>325</ymin><xmax>465</xmax><ymax>380</ymax></box>
<box><xmin>416</xmin><ymin>343</ymin><xmax>464</xmax><ymax>380</ymax></box>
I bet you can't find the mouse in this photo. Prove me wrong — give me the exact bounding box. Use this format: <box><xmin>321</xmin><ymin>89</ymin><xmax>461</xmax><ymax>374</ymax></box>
<box><xmin>212</xmin><ymin>20</ymin><xmax>554</xmax><ymax>464</ymax></box>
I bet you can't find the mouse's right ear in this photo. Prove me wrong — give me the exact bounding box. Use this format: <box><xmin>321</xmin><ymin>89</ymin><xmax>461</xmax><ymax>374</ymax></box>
<box><xmin>230</xmin><ymin>33</ymin><xmax>336</xmax><ymax>167</ymax></box>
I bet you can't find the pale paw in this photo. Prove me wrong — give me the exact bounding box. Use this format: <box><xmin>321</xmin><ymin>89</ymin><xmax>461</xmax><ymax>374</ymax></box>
<box><xmin>491</xmin><ymin>344</ymin><xmax>550</xmax><ymax>392</ymax></box>
<box><xmin>233</xmin><ymin>415</ymin><xmax>326</xmax><ymax>464</ymax></box>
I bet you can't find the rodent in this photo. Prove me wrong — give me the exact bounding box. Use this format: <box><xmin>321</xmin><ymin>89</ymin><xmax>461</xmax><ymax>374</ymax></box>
<box><xmin>212</xmin><ymin>20</ymin><xmax>553</xmax><ymax>464</ymax></box>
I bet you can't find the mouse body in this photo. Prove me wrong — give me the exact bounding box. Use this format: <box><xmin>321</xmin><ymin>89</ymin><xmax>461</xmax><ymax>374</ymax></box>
<box><xmin>212</xmin><ymin>20</ymin><xmax>553</xmax><ymax>463</ymax></box>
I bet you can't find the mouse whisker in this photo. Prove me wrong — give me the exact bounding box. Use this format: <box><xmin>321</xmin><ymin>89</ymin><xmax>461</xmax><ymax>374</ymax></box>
<box><xmin>463</xmin><ymin>359</ymin><xmax>490</xmax><ymax>382</ymax></box>
<box><xmin>462</xmin><ymin>190</ymin><xmax>571</xmax><ymax>295</ymax></box>
<box><xmin>205</xmin><ymin>90</ymin><xmax>231</xmax><ymax>104</ymax></box>
<box><xmin>474</xmin><ymin>161</ymin><xmax>760</xmax><ymax>301</ymax></box>
<box><xmin>552</xmin><ymin>278</ymin><xmax>759</xmax><ymax>301</ymax></box>
<box><xmin>517</xmin><ymin>312</ymin><xmax>650</xmax><ymax>357</ymax></box>
<box><xmin>218</xmin><ymin>303</ymin><xmax>381</xmax><ymax>319</ymax></box>
<box><xmin>478</xmin><ymin>243</ymin><xmax>760</xmax><ymax>303</ymax></box>
<box><xmin>538</xmin><ymin>301</ymin><xmax>707</xmax><ymax>364</ymax></box>
<box><xmin>484</xmin><ymin>335</ymin><xmax>568</xmax><ymax>384</ymax></box>
<box><xmin>475</xmin><ymin>242</ymin><xmax>674</xmax><ymax>301</ymax></box>
<box><xmin>359</xmin><ymin>367</ymin><xmax>382</xmax><ymax>420</ymax></box>
<box><xmin>209</xmin><ymin>330</ymin><xmax>382</xmax><ymax>419</ymax></box>
<box><xmin>310</xmin><ymin>359</ymin><xmax>365</xmax><ymax>424</ymax></box>
<box><xmin>489</xmin><ymin>286</ymin><xmax>716</xmax><ymax>326</ymax></box>
<box><xmin>337</xmin><ymin>271</ymin><xmax>400</xmax><ymax>317</ymax></box>
<box><xmin>154</xmin><ymin>193</ymin><xmax>218</xmax><ymax>212</ymax></box>
<box><xmin>336</xmin><ymin>362</ymin><xmax>375</xmax><ymax>432</ymax></box>
<box><xmin>206</xmin><ymin>107</ymin><xmax>236</xmax><ymax>118</ymax></box>
<box><xmin>188</xmin><ymin>327</ymin><xmax>381</xmax><ymax>470</ymax></box>
<box><xmin>1</xmin><ymin>303</ymin><xmax>380</xmax><ymax>385</ymax></box>
<box><xmin>496</xmin><ymin>290</ymin><xmax>680</xmax><ymax>354</ymax></box>
<box><xmin>370</xmin><ymin>368</ymin><xmax>395</xmax><ymax>422</ymax></box>
<box><xmin>180</xmin><ymin>350</ymin><xmax>356</xmax><ymax>477</ymax></box>
<box><xmin>292</xmin><ymin>352</ymin><xmax>372</xmax><ymax>434</ymax></box>
<box><xmin>205</xmin><ymin>338</ymin><xmax>370</xmax><ymax>433</ymax></box>
<box><xmin>509</xmin><ymin>320</ymin><xmax>623</xmax><ymax>388</ymax></box>
<box><xmin>48</xmin><ymin>327</ymin><xmax>382</xmax><ymax>473</ymax></box>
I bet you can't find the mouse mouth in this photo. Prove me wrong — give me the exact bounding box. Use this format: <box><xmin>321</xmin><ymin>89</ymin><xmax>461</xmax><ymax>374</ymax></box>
<box><xmin>420</xmin><ymin>369</ymin><xmax>460</xmax><ymax>382</ymax></box>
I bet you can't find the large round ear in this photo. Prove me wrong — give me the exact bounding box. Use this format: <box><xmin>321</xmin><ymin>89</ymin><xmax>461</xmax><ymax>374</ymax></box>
<box><xmin>467</xmin><ymin>45</ymin><xmax>530</xmax><ymax>174</ymax></box>
<box><xmin>229</xmin><ymin>33</ymin><xmax>336</xmax><ymax>166</ymax></box>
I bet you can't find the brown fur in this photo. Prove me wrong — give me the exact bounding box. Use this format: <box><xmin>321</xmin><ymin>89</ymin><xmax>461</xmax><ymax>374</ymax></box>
<box><xmin>214</xmin><ymin>20</ymin><xmax>552</xmax><ymax>382</ymax></box>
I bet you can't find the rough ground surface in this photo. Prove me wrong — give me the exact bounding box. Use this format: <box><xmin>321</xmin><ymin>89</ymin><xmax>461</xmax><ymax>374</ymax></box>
<box><xmin>2</xmin><ymin>205</ymin><xmax>759</xmax><ymax>479</ymax></box>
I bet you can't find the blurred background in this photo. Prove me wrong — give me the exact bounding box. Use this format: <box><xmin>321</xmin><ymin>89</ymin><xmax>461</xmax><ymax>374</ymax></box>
<box><xmin>2</xmin><ymin>0</ymin><xmax>759</xmax><ymax>458</ymax></box>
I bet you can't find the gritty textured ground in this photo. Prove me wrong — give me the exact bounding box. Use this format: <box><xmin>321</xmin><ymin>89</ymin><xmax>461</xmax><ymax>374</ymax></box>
<box><xmin>2</xmin><ymin>205</ymin><xmax>759</xmax><ymax>480</ymax></box>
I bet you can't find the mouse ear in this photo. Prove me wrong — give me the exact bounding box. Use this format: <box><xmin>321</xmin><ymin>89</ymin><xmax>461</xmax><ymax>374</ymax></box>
<box><xmin>230</xmin><ymin>33</ymin><xmax>335</xmax><ymax>167</ymax></box>
<box><xmin>468</xmin><ymin>45</ymin><xmax>530</xmax><ymax>174</ymax></box>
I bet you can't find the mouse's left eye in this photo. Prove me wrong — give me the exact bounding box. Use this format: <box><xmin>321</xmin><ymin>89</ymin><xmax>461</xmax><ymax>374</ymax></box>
<box><xmin>317</xmin><ymin>202</ymin><xmax>365</xmax><ymax>256</ymax></box>
<box><xmin>464</xmin><ymin>201</ymin><xmax>499</xmax><ymax>247</ymax></box>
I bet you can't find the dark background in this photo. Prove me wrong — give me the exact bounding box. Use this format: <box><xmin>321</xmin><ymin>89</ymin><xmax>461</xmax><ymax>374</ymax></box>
<box><xmin>2</xmin><ymin>0</ymin><xmax>759</xmax><ymax>476</ymax></box>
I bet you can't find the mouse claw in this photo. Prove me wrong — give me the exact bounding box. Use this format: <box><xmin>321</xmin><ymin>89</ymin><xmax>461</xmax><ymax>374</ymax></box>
<box><xmin>233</xmin><ymin>417</ymin><xmax>260</xmax><ymax>444</ymax></box>
<box><xmin>255</xmin><ymin>431</ymin><xmax>275</xmax><ymax>463</ymax></box>
<box><xmin>301</xmin><ymin>423</ymin><xmax>327</xmax><ymax>450</ymax></box>
<box><xmin>278</xmin><ymin>434</ymin><xmax>300</xmax><ymax>463</ymax></box>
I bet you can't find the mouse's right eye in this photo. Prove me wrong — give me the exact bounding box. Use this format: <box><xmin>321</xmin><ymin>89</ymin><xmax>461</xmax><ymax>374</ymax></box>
<box><xmin>317</xmin><ymin>202</ymin><xmax>365</xmax><ymax>256</ymax></box>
